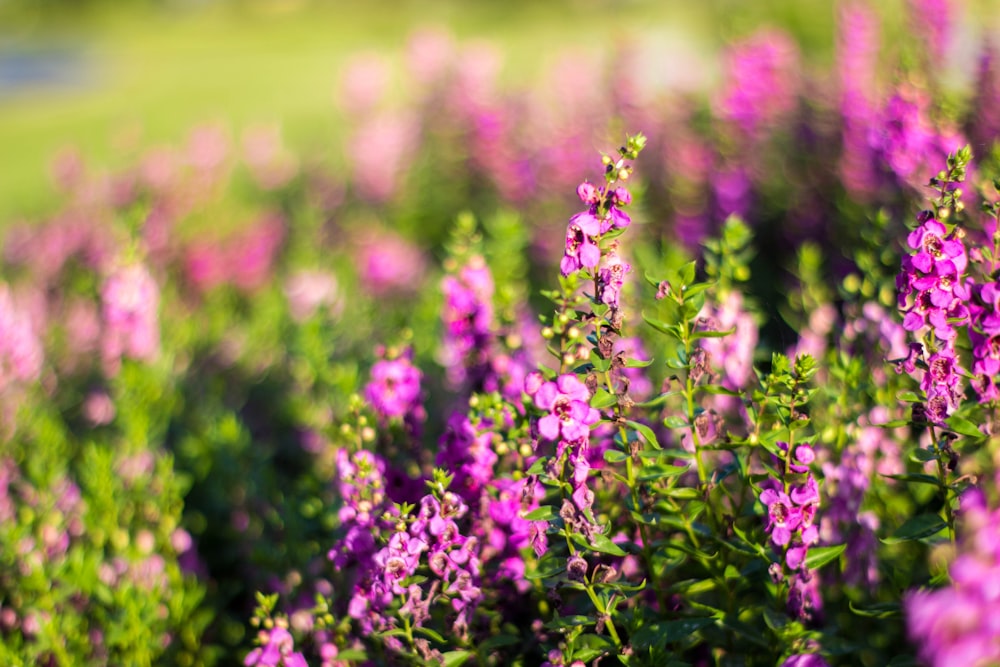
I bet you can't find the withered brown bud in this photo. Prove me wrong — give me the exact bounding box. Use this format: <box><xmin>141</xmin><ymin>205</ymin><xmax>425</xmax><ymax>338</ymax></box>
<box><xmin>567</xmin><ymin>556</ymin><xmax>588</xmax><ymax>582</ymax></box>
<box><xmin>689</xmin><ymin>347</ymin><xmax>711</xmax><ymax>385</ymax></box>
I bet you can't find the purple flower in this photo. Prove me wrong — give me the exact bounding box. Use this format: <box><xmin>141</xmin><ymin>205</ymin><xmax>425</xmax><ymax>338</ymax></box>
<box><xmin>365</xmin><ymin>355</ymin><xmax>422</xmax><ymax>420</ymax></box>
<box><xmin>440</xmin><ymin>256</ymin><xmax>497</xmax><ymax>390</ymax></box>
<box><xmin>436</xmin><ymin>413</ymin><xmax>498</xmax><ymax>502</ymax></box>
<box><xmin>356</xmin><ymin>229</ymin><xmax>427</xmax><ymax>297</ymax></box>
<box><xmin>374</xmin><ymin>531</ymin><xmax>427</xmax><ymax>595</ymax></box>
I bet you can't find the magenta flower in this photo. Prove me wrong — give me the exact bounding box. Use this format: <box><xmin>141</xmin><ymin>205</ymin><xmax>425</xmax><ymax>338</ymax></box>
<box><xmin>560</xmin><ymin>179</ymin><xmax>635</xmax><ymax>276</ymax></box>
<box><xmin>781</xmin><ymin>654</ymin><xmax>829</xmax><ymax>667</ymax></box>
<box><xmin>365</xmin><ymin>356</ymin><xmax>422</xmax><ymax>420</ymax></box>
<box><xmin>560</xmin><ymin>222</ymin><xmax>601</xmax><ymax>277</ymax></box>
<box><xmin>906</xmin><ymin>499</ymin><xmax>1000</xmax><ymax>667</ymax></box>
<box><xmin>597</xmin><ymin>245</ymin><xmax>631</xmax><ymax>310</ymax></box>
<box><xmin>911</xmin><ymin>260</ymin><xmax>970</xmax><ymax>309</ymax></box>
<box><xmin>760</xmin><ymin>487</ymin><xmax>802</xmax><ymax>546</ymax></box>
<box><xmin>534</xmin><ymin>374</ymin><xmax>598</xmax><ymax>442</ymax></box>
<box><xmin>908</xmin><ymin>217</ymin><xmax>967</xmax><ymax>275</ymax></box>
<box><xmin>716</xmin><ymin>30</ymin><xmax>799</xmax><ymax>139</ymax></box>
<box><xmin>245</xmin><ymin>626</ymin><xmax>307</xmax><ymax>667</ymax></box>
<box><xmin>374</xmin><ymin>531</ymin><xmax>427</xmax><ymax>595</ymax></box>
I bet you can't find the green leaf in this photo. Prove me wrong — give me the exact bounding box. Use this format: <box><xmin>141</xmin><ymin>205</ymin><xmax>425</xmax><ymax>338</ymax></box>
<box><xmin>572</xmin><ymin>634</ymin><xmax>615</xmax><ymax>663</ymax></box>
<box><xmin>523</xmin><ymin>506</ymin><xmax>557</xmax><ymax>521</ymax></box>
<box><xmin>682</xmin><ymin>282</ymin><xmax>712</xmax><ymax>299</ymax></box>
<box><xmin>591</xmin><ymin>389</ymin><xmax>618</xmax><ymax>410</ymax></box>
<box><xmin>590</xmin><ymin>351</ymin><xmax>611</xmax><ymax>373</ymax></box>
<box><xmin>946</xmin><ymin>414</ymin><xmax>984</xmax><ymax>438</ymax></box>
<box><xmin>804</xmin><ymin>544</ymin><xmax>846</xmax><ymax>570</ymax></box>
<box><xmin>645</xmin><ymin>272</ymin><xmax>666</xmax><ymax>289</ymax></box>
<box><xmin>680</xmin><ymin>261</ymin><xmax>696</xmax><ymax>286</ymax></box>
<box><xmin>690</xmin><ymin>327</ymin><xmax>737</xmax><ymax>340</ymax></box>
<box><xmin>762</xmin><ymin>607</ymin><xmax>786</xmax><ymax>631</ymax></box>
<box><xmin>664</xmin><ymin>415</ymin><xmax>688</xmax><ymax>429</ymax></box>
<box><xmin>414</xmin><ymin>626</ymin><xmax>447</xmax><ymax>644</ymax></box>
<box><xmin>442</xmin><ymin>651</ymin><xmax>472</xmax><ymax>667</ymax></box>
<box><xmin>526</xmin><ymin>457</ymin><xmax>548</xmax><ymax>476</ymax></box>
<box><xmin>624</xmin><ymin>357</ymin><xmax>655</xmax><ymax>368</ymax></box>
<box><xmin>701</xmin><ymin>384</ymin><xmax>742</xmax><ymax>396</ymax></box>
<box><xmin>910</xmin><ymin>448</ymin><xmax>937</xmax><ymax>463</ymax></box>
<box><xmin>587</xmin><ymin>532</ymin><xmax>627</xmax><ymax>556</ymax></box>
<box><xmin>882</xmin><ymin>514</ymin><xmax>947</xmax><ymax>544</ymax></box>
<box><xmin>849</xmin><ymin>601</ymin><xmax>901</xmax><ymax>619</ymax></box>
<box><xmin>897</xmin><ymin>391</ymin><xmax>922</xmax><ymax>403</ymax></box>
<box><xmin>638</xmin><ymin>464</ymin><xmax>690</xmax><ymax>481</ymax></box>
<box><xmin>643</xmin><ymin>312</ymin><xmax>680</xmax><ymax>338</ymax></box>
<box><xmin>630</xmin><ymin>617</ymin><xmax>714</xmax><ymax>650</ymax></box>
<box><xmin>603</xmin><ymin>449</ymin><xmax>629</xmax><ymax>464</ymax></box>
<box><xmin>626</xmin><ymin>419</ymin><xmax>662</xmax><ymax>449</ymax></box>
<box><xmin>658</xmin><ymin>486</ymin><xmax>701</xmax><ymax>500</ymax></box>
<box><xmin>882</xmin><ymin>473</ymin><xmax>941</xmax><ymax>487</ymax></box>
<box><xmin>877</xmin><ymin>419</ymin><xmax>911</xmax><ymax>428</ymax></box>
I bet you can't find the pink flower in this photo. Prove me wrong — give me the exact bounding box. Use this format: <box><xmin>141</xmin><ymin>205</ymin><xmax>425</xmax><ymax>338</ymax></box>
<box><xmin>0</xmin><ymin>287</ymin><xmax>43</xmax><ymax>391</ymax></box>
<box><xmin>101</xmin><ymin>263</ymin><xmax>160</xmax><ymax>373</ymax></box>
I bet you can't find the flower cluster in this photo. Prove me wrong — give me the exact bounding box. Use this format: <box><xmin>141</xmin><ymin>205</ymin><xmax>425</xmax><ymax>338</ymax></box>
<box><xmin>760</xmin><ymin>442</ymin><xmax>823</xmax><ymax>621</ymax></box>
<box><xmin>328</xmin><ymin>449</ymin><xmax>394</xmax><ymax>571</ymax></box>
<box><xmin>440</xmin><ymin>256</ymin><xmax>495</xmax><ymax>390</ymax></box>
<box><xmin>436</xmin><ymin>412</ymin><xmax>499</xmax><ymax>504</ymax></box>
<box><xmin>0</xmin><ymin>285</ymin><xmax>43</xmax><ymax>396</ymax></box>
<box><xmin>969</xmin><ymin>281</ymin><xmax>1000</xmax><ymax>401</ymax></box>
<box><xmin>12</xmin><ymin>7</ymin><xmax>1000</xmax><ymax>662</ymax></box>
<box><xmin>527</xmin><ymin>373</ymin><xmax>600</xmax><ymax>538</ymax></box>
<box><xmin>819</xmin><ymin>419</ymin><xmax>887</xmax><ymax>588</ymax></box>
<box><xmin>347</xmin><ymin>490</ymin><xmax>482</xmax><ymax>641</ymax></box>
<box><xmin>560</xmin><ymin>182</ymin><xmax>633</xmax><ymax>277</ymax></box>
<box><xmin>596</xmin><ymin>241</ymin><xmax>631</xmax><ymax>313</ymax></box>
<box><xmin>363</xmin><ymin>349</ymin><xmax>425</xmax><ymax>428</ymax></box>
<box><xmin>245</xmin><ymin>621</ymin><xmax>307</xmax><ymax>667</ymax></box>
<box><xmin>897</xmin><ymin>212</ymin><xmax>970</xmax><ymax>421</ymax></box>
<box><xmin>716</xmin><ymin>30</ymin><xmax>799</xmax><ymax>141</ymax></box>
<box><xmin>698</xmin><ymin>290</ymin><xmax>758</xmax><ymax>419</ymax></box>
<box><xmin>905</xmin><ymin>491</ymin><xmax>1000</xmax><ymax>666</ymax></box>
<box><xmin>100</xmin><ymin>262</ymin><xmax>160</xmax><ymax>375</ymax></box>
<box><xmin>243</xmin><ymin>618</ymin><xmax>309</xmax><ymax>667</ymax></box>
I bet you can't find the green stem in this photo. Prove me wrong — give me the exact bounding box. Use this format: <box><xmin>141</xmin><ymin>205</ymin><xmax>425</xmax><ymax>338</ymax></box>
<box><xmin>928</xmin><ymin>424</ymin><xmax>956</xmax><ymax>543</ymax></box>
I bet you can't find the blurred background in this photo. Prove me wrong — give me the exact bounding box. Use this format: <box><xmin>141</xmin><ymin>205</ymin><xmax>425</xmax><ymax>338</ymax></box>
<box><xmin>3</xmin><ymin>0</ymin><xmax>981</xmax><ymax>221</ymax></box>
<box><xmin>1</xmin><ymin>2</ymin><xmax>1000</xmax><ymax>663</ymax></box>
